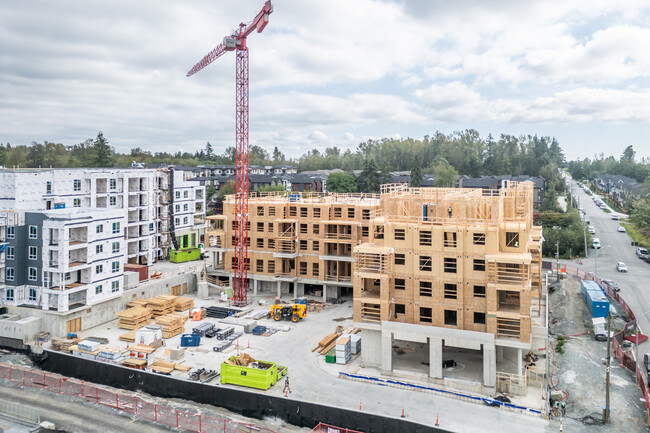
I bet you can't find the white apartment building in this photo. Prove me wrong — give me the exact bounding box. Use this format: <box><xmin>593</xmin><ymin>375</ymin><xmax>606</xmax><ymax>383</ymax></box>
<box><xmin>170</xmin><ymin>168</ymin><xmax>205</xmax><ymax>250</ymax></box>
<box><xmin>0</xmin><ymin>167</ymin><xmax>206</xmax><ymax>265</ymax></box>
<box><xmin>2</xmin><ymin>208</ymin><xmax>126</xmax><ymax>312</ymax></box>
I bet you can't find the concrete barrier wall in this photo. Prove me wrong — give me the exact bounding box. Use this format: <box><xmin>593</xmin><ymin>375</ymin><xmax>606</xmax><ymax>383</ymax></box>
<box><xmin>0</xmin><ymin>315</ymin><xmax>41</xmax><ymax>343</ymax></box>
<box><xmin>39</xmin><ymin>350</ymin><xmax>444</xmax><ymax>433</ymax></box>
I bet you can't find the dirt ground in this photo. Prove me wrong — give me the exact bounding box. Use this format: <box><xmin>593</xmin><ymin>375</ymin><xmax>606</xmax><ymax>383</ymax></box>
<box><xmin>548</xmin><ymin>276</ymin><xmax>647</xmax><ymax>432</ymax></box>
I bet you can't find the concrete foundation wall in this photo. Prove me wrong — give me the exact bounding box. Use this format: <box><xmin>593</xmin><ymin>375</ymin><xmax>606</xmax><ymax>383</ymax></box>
<box><xmin>7</xmin><ymin>273</ymin><xmax>197</xmax><ymax>338</ymax></box>
<box><xmin>0</xmin><ymin>315</ymin><xmax>41</xmax><ymax>342</ymax></box>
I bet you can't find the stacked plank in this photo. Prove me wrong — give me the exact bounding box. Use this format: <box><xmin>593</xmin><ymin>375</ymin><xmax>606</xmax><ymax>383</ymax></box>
<box><xmin>127</xmin><ymin>299</ymin><xmax>150</xmax><ymax>309</ymax></box>
<box><xmin>312</xmin><ymin>332</ymin><xmax>342</xmax><ymax>355</ymax></box>
<box><xmin>151</xmin><ymin>360</ymin><xmax>193</xmax><ymax>374</ymax></box>
<box><xmin>173</xmin><ymin>296</ymin><xmax>194</xmax><ymax>312</ymax></box>
<box><xmin>51</xmin><ymin>338</ymin><xmax>78</xmax><ymax>353</ymax></box>
<box><xmin>155</xmin><ymin>313</ymin><xmax>188</xmax><ymax>338</ymax></box>
<box><xmin>116</xmin><ymin>307</ymin><xmax>152</xmax><ymax>330</ymax></box>
<box><xmin>119</xmin><ymin>330</ymin><xmax>137</xmax><ymax>343</ymax></box>
<box><xmin>147</xmin><ymin>295</ymin><xmax>175</xmax><ymax>317</ymax></box>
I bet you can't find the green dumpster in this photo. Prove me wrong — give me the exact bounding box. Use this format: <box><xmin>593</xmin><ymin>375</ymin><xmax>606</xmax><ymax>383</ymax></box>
<box><xmin>169</xmin><ymin>248</ymin><xmax>201</xmax><ymax>263</ymax></box>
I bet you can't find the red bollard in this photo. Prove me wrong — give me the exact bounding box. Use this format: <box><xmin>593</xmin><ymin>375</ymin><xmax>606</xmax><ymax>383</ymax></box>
<box><xmin>435</xmin><ymin>413</ymin><xmax>439</xmax><ymax>426</ymax></box>
<box><xmin>401</xmin><ymin>405</ymin><xmax>405</xmax><ymax>418</ymax></box>
<box><xmin>359</xmin><ymin>399</ymin><xmax>362</xmax><ymax>411</ymax></box>
<box><xmin>248</xmin><ymin>339</ymin><xmax>250</xmax><ymax>349</ymax></box>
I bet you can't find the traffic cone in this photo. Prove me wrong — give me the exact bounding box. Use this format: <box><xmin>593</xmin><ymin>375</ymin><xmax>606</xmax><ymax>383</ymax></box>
<box><xmin>285</xmin><ymin>388</ymin><xmax>289</xmax><ymax>397</ymax></box>
<box><xmin>247</xmin><ymin>339</ymin><xmax>250</xmax><ymax>348</ymax></box>
<box><xmin>359</xmin><ymin>399</ymin><xmax>362</xmax><ymax>411</ymax></box>
<box><xmin>435</xmin><ymin>413</ymin><xmax>439</xmax><ymax>426</ymax></box>
<box><xmin>401</xmin><ymin>405</ymin><xmax>405</xmax><ymax>418</ymax></box>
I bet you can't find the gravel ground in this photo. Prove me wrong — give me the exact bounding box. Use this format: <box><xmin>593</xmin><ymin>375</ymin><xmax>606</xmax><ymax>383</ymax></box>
<box><xmin>548</xmin><ymin>277</ymin><xmax>647</xmax><ymax>432</ymax></box>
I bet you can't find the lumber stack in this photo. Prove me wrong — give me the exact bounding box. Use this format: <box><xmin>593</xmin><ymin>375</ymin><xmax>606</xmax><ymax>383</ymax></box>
<box><xmin>147</xmin><ymin>295</ymin><xmax>175</xmax><ymax>317</ymax></box>
<box><xmin>51</xmin><ymin>338</ymin><xmax>78</xmax><ymax>353</ymax></box>
<box><xmin>155</xmin><ymin>313</ymin><xmax>188</xmax><ymax>338</ymax></box>
<box><xmin>116</xmin><ymin>307</ymin><xmax>152</xmax><ymax>329</ymax></box>
<box><xmin>173</xmin><ymin>296</ymin><xmax>194</xmax><ymax>312</ymax></box>
<box><xmin>119</xmin><ymin>330</ymin><xmax>137</xmax><ymax>343</ymax></box>
<box><xmin>127</xmin><ymin>299</ymin><xmax>150</xmax><ymax>309</ymax></box>
<box><xmin>312</xmin><ymin>332</ymin><xmax>342</xmax><ymax>355</ymax></box>
<box><xmin>151</xmin><ymin>360</ymin><xmax>175</xmax><ymax>374</ymax></box>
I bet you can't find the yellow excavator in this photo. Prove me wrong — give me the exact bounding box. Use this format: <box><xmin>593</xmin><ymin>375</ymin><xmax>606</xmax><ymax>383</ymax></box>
<box><xmin>270</xmin><ymin>303</ymin><xmax>307</xmax><ymax>323</ymax></box>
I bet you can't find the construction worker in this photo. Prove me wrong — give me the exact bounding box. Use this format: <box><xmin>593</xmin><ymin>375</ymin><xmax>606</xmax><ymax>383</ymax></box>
<box><xmin>514</xmin><ymin>240</ymin><xmax>519</xmax><ymax>248</ymax></box>
<box><xmin>448</xmin><ymin>206</ymin><xmax>452</xmax><ymax>218</ymax></box>
<box><xmin>561</xmin><ymin>401</ymin><xmax>566</xmax><ymax>416</ymax></box>
<box><xmin>283</xmin><ymin>376</ymin><xmax>291</xmax><ymax>394</ymax></box>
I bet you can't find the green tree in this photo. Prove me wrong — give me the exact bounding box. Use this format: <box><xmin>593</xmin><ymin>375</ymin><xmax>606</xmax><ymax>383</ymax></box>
<box><xmin>205</xmin><ymin>142</ymin><xmax>214</xmax><ymax>159</ymax></box>
<box><xmin>206</xmin><ymin>184</ymin><xmax>217</xmax><ymax>200</ymax></box>
<box><xmin>356</xmin><ymin>158</ymin><xmax>381</xmax><ymax>193</ymax></box>
<box><xmin>327</xmin><ymin>172</ymin><xmax>357</xmax><ymax>193</ymax></box>
<box><xmin>539</xmin><ymin>187</ymin><xmax>562</xmax><ymax>212</ymax></box>
<box><xmin>432</xmin><ymin>158</ymin><xmax>458</xmax><ymax>187</ymax></box>
<box><xmin>255</xmin><ymin>184</ymin><xmax>286</xmax><ymax>193</ymax></box>
<box><xmin>410</xmin><ymin>156</ymin><xmax>422</xmax><ymax>187</ymax></box>
<box><xmin>93</xmin><ymin>132</ymin><xmax>113</xmax><ymax>167</ymax></box>
<box><xmin>272</xmin><ymin>146</ymin><xmax>285</xmax><ymax>164</ymax></box>
<box><xmin>217</xmin><ymin>181</ymin><xmax>236</xmax><ymax>199</ymax></box>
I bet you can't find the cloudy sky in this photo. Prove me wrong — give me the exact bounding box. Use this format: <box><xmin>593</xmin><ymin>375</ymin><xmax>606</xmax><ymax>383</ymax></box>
<box><xmin>1</xmin><ymin>0</ymin><xmax>650</xmax><ymax>161</ymax></box>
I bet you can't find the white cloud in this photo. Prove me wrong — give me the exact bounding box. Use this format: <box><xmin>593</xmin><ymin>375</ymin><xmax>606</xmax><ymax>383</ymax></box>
<box><xmin>0</xmin><ymin>0</ymin><xmax>650</xmax><ymax>160</ymax></box>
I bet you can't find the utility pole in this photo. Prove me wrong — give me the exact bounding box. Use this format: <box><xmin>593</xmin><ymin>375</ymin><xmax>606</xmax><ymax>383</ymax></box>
<box><xmin>604</xmin><ymin>312</ymin><xmax>611</xmax><ymax>423</ymax></box>
<box><xmin>555</xmin><ymin>241</ymin><xmax>560</xmax><ymax>281</ymax></box>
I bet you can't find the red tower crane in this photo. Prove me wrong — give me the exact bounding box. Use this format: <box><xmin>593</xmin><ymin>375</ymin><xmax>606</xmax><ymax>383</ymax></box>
<box><xmin>187</xmin><ymin>1</ymin><xmax>273</xmax><ymax>307</ymax></box>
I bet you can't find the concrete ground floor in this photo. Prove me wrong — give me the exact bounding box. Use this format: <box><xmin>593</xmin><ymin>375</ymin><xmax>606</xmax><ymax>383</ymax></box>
<box><xmin>358</xmin><ymin>321</ymin><xmax>545</xmax><ymax>397</ymax></box>
<box><xmin>207</xmin><ymin>269</ymin><xmax>353</xmax><ymax>302</ymax></box>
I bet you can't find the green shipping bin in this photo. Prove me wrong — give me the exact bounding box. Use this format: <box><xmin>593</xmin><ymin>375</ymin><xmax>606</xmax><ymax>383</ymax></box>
<box><xmin>325</xmin><ymin>348</ymin><xmax>336</xmax><ymax>364</ymax></box>
<box><xmin>220</xmin><ymin>357</ymin><xmax>288</xmax><ymax>390</ymax></box>
<box><xmin>169</xmin><ymin>248</ymin><xmax>201</xmax><ymax>263</ymax></box>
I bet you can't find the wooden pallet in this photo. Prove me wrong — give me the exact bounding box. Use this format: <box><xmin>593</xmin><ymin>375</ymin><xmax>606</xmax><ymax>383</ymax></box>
<box><xmin>119</xmin><ymin>330</ymin><xmax>137</xmax><ymax>342</ymax></box>
<box><xmin>173</xmin><ymin>296</ymin><xmax>194</xmax><ymax>311</ymax></box>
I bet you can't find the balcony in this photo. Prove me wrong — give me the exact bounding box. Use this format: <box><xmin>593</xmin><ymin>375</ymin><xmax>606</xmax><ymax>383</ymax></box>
<box><xmin>325</xmin><ymin>274</ymin><xmax>352</xmax><ymax>283</ymax></box>
<box><xmin>273</xmin><ymin>239</ymin><xmax>297</xmax><ymax>258</ymax></box>
<box><xmin>353</xmin><ymin>244</ymin><xmax>392</xmax><ymax>276</ymax></box>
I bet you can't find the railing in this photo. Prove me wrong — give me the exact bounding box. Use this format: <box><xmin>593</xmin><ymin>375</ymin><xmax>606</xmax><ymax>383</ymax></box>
<box><xmin>0</xmin><ymin>362</ymin><xmax>278</xmax><ymax>433</ymax></box>
<box><xmin>325</xmin><ymin>274</ymin><xmax>352</xmax><ymax>283</ymax></box>
<box><xmin>323</xmin><ymin>232</ymin><xmax>352</xmax><ymax>240</ymax></box>
<box><xmin>547</xmin><ymin>260</ymin><xmax>650</xmax><ymax>425</ymax></box>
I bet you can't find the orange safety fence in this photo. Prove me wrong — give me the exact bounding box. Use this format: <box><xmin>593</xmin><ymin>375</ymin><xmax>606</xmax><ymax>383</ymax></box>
<box><xmin>0</xmin><ymin>362</ymin><xmax>278</xmax><ymax>433</ymax></box>
<box><xmin>547</xmin><ymin>260</ymin><xmax>650</xmax><ymax>423</ymax></box>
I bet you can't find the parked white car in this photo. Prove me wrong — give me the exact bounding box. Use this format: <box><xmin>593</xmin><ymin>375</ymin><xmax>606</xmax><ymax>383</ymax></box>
<box><xmin>618</xmin><ymin>226</ymin><xmax>626</xmax><ymax>233</ymax></box>
<box><xmin>616</xmin><ymin>262</ymin><xmax>628</xmax><ymax>272</ymax></box>
<box><xmin>588</xmin><ymin>226</ymin><xmax>596</xmax><ymax>234</ymax></box>
<box><xmin>592</xmin><ymin>238</ymin><xmax>601</xmax><ymax>249</ymax></box>
<box><xmin>611</xmin><ymin>215</ymin><xmax>620</xmax><ymax>220</ymax></box>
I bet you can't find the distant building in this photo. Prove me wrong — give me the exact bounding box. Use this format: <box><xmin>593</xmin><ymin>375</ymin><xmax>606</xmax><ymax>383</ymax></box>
<box><xmin>593</xmin><ymin>174</ymin><xmax>643</xmax><ymax>207</ymax></box>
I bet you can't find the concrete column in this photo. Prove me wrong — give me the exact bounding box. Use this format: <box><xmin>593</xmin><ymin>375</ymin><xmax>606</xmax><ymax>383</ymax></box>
<box><xmin>228</xmin><ymin>276</ymin><xmax>234</xmax><ymax>289</ymax></box>
<box><xmin>59</xmin><ymin>294</ymin><xmax>69</xmax><ymax>312</ymax></box>
<box><xmin>293</xmin><ymin>282</ymin><xmax>298</xmax><ymax>299</ymax></box>
<box><xmin>429</xmin><ymin>337</ymin><xmax>443</xmax><ymax>379</ymax></box>
<box><xmin>41</xmin><ymin>292</ymin><xmax>49</xmax><ymax>311</ymax></box>
<box><xmin>197</xmin><ymin>281</ymin><xmax>209</xmax><ymax>299</ymax></box>
<box><xmin>517</xmin><ymin>347</ymin><xmax>523</xmax><ymax>375</ymax></box>
<box><xmin>253</xmin><ymin>279</ymin><xmax>258</xmax><ymax>296</ymax></box>
<box><xmin>496</xmin><ymin>345</ymin><xmax>504</xmax><ymax>363</ymax></box>
<box><xmin>322</xmin><ymin>285</ymin><xmax>327</xmax><ymax>302</ymax></box>
<box><xmin>381</xmin><ymin>332</ymin><xmax>393</xmax><ymax>373</ymax></box>
<box><xmin>296</xmin><ymin>282</ymin><xmax>304</xmax><ymax>298</ymax></box>
<box><xmin>483</xmin><ymin>344</ymin><xmax>496</xmax><ymax>394</ymax></box>
<box><xmin>277</xmin><ymin>281</ymin><xmax>282</xmax><ymax>298</ymax></box>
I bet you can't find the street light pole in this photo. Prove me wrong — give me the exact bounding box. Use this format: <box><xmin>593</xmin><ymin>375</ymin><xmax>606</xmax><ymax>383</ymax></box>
<box><xmin>605</xmin><ymin>312</ymin><xmax>611</xmax><ymax>423</ymax></box>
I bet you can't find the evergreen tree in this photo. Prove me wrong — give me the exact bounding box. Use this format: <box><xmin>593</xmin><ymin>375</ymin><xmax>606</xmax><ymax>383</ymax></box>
<box><xmin>205</xmin><ymin>142</ymin><xmax>214</xmax><ymax>159</ymax></box>
<box><xmin>410</xmin><ymin>156</ymin><xmax>422</xmax><ymax>187</ymax></box>
<box><xmin>357</xmin><ymin>158</ymin><xmax>381</xmax><ymax>193</ymax></box>
<box><xmin>93</xmin><ymin>132</ymin><xmax>113</xmax><ymax>167</ymax></box>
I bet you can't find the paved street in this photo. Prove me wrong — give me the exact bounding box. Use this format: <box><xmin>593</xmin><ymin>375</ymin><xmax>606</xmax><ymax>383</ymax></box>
<box><xmin>565</xmin><ymin>176</ymin><xmax>650</xmax><ymax>357</ymax></box>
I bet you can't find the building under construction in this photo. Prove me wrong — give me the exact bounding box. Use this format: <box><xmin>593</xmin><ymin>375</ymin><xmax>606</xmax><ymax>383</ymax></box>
<box><xmin>206</xmin><ymin>181</ymin><xmax>546</xmax><ymax>395</ymax></box>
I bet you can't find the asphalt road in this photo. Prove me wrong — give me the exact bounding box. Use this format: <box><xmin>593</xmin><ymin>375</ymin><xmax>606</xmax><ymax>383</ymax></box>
<box><xmin>565</xmin><ymin>175</ymin><xmax>650</xmax><ymax>356</ymax></box>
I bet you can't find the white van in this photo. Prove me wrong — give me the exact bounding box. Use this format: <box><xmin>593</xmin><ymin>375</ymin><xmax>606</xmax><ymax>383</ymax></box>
<box><xmin>592</xmin><ymin>238</ymin><xmax>601</xmax><ymax>249</ymax></box>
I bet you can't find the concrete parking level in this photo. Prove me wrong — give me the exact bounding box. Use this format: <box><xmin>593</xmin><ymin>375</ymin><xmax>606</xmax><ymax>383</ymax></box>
<box><xmin>61</xmin><ymin>289</ymin><xmax>552</xmax><ymax>433</ymax></box>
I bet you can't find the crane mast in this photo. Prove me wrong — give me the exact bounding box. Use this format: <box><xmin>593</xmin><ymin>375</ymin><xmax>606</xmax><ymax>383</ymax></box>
<box><xmin>187</xmin><ymin>1</ymin><xmax>272</xmax><ymax>306</ymax></box>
